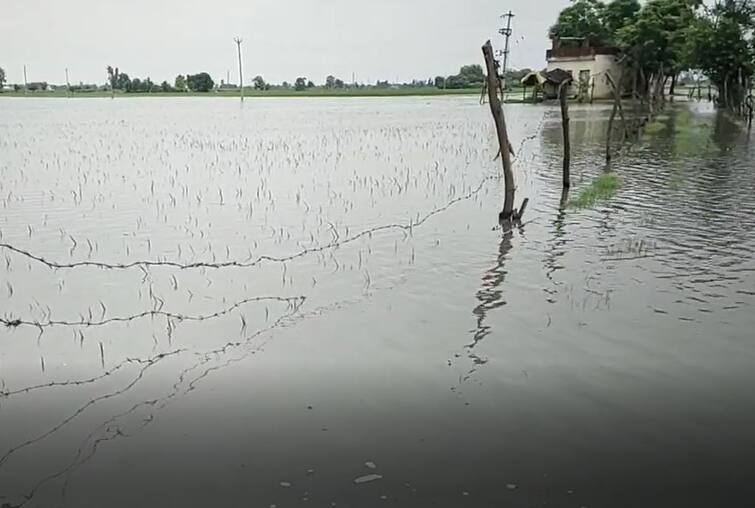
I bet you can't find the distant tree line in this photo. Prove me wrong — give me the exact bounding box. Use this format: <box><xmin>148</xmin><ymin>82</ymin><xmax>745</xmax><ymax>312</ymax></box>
<box><xmin>2</xmin><ymin>65</ymin><xmax>530</xmax><ymax>94</ymax></box>
<box><xmin>105</xmin><ymin>66</ymin><xmax>215</xmax><ymax>93</ymax></box>
<box><xmin>433</xmin><ymin>65</ymin><xmax>486</xmax><ymax>89</ymax></box>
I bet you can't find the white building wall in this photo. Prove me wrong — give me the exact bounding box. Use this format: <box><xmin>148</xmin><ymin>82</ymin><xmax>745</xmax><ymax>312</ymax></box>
<box><xmin>546</xmin><ymin>54</ymin><xmax>622</xmax><ymax>99</ymax></box>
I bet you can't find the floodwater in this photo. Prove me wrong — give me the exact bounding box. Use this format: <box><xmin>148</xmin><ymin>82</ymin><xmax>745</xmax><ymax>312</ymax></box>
<box><xmin>0</xmin><ymin>97</ymin><xmax>754</xmax><ymax>507</ymax></box>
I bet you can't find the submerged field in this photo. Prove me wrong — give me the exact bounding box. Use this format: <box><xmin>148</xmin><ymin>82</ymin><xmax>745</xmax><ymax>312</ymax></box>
<box><xmin>0</xmin><ymin>97</ymin><xmax>754</xmax><ymax>507</ymax></box>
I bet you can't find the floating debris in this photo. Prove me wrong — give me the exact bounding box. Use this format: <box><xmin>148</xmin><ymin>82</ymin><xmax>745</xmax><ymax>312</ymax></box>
<box><xmin>353</xmin><ymin>474</ymin><xmax>383</xmax><ymax>484</ymax></box>
<box><xmin>365</xmin><ymin>461</ymin><xmax>377</xmax><ymax>469</ymax></box>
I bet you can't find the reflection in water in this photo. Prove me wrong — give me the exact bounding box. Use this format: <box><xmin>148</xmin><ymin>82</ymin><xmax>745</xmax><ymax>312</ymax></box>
<box><xmin>467</xmin><ymin>227</ymin><xmax>514</xmax><ymax>376</ymax></box>
<box><xmin>543</xmin><ymin>189</ymin><xmax>570</xmax><ymax>303</ymax></box>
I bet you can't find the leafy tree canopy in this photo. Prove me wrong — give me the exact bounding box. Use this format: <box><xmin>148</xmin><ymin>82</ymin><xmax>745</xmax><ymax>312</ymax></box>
<box><xmin>187</xmin><ymin>72</ymin><xmax>214</xmax><ymax>92</ymax></box>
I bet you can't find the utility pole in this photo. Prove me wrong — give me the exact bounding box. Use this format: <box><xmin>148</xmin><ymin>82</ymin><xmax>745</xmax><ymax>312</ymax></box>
<box><xmin>234</xmin><ymin>37</ymin><xmax>244</xmax><ymax>102</ymax></box>
<box><xmin>65</xmin><ymin>67</ymin><xmax>71</xmax><ymax>98</ymax></box>
<box><xmin>23</xmin><ymin>65</ymin><xmax>28</xmax><ymax>95</ymax></box>
<box><xmin>498</xmin><ymin>11</ymin><xmax>515</xmax><ymax>89</ymax></box>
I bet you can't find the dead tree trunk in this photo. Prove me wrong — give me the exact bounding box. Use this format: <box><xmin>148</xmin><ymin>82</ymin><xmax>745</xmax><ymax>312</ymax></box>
<box><xmin>697</xmin><ymin>75</ymin><xmax>702</xmax><ymax>101</ymax></box>
<box><xmin>669</xmin><ymin>73</ymin><xmax>677</xmax><ymax>101</ymax></box>
<box><xmin>558</xmin><ymin>79</ymin><xmax>572</xmax><ymax>189</ymax></box>
<box><xmin>482</xmin><ymin>40</ymin><xmax>518</xmax><ymax>222</ymax></box>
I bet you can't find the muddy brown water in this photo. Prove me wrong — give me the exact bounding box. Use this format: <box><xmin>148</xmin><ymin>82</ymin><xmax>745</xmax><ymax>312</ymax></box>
<box><xmin>1</xmin><ymin>97</ymin><xmax>754</xmax><ymax>507</ymax></box>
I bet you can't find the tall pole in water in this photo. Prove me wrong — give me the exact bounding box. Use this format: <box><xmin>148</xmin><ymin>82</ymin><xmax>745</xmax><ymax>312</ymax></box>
<box><xmin>65</xmin><ymin>67</ymin><xmax>71</xmax><ymax>98</ymax></box>
<box><xmin>234</xmin><ymin>37</ymin><xmax>244</xmax><ymax>102</ymax></box>
<box><xmin>499</xmin><ymin>11</ymin><xmax>515</xmax><ymax>90</ymax></box>
<box><xmin>23</xmin><ymin>65</ymin><xmax>28</xmax><ymax>95</ymax></box>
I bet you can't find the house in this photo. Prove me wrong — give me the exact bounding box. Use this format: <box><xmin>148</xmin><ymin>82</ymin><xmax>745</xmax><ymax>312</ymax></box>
<box><xmin>546</xmin><ymin>37</ymin><xmax>622</xmax><ymax>100</ymax></box>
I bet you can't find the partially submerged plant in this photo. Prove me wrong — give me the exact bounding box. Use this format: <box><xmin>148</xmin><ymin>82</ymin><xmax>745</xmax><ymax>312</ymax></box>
<box><xmin>570</xmin><ymin>173</ymin><xmax>622</xmax><ymax>209</ymax></box>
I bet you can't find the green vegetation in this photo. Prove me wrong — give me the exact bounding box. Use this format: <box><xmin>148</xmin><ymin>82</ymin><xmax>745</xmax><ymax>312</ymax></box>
<box><xmin>670</xmin><ymin>108</ymin><xmax>715</xmax><ymax>157</ymax></box>
<box><xmin>186</xmin><ymin>72</ymin><xmax>214</xmax><ymax>92</ymax></box>
<box><xmin>441</xmin><ymin>64</ymin><xmax>486</xmax><ymax>89</ymax></box>
<box><xmin>174</xmin><ymin>75</ymin><xmax>187</xmax><ymax>91</ymax></box>
<box><xmin>644</xmin><ymin>120</ymin><xmax>668</xmax><ymax>134</ymax></box>
<box><xmin>570</xmin><ymin>173</ymin><xmax>622</xmax><ymax>208</ymax></box>
<box><xmin>550</xmin><ymin>0</ymin><xmax>754</xmax><ymax>111</ymax></box>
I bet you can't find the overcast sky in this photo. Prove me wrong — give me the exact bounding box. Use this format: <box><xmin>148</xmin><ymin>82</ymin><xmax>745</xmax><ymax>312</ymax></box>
<box><xmin>1</xmin><ymin>0</ymin><xmax>571</xmax><ymax>86</ymax></box>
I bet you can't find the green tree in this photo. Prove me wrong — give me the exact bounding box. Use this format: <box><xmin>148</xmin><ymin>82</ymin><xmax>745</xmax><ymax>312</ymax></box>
<box><xmin>445</xmin><ymin>74</ymin><xmax>469</xmax><ymax>89</ymax></box>
<box><xmin>174</xmin><ymin>75</ymin><xmax>187</xmax><ymax>91</ymax></box>
<box><xmin>549</xmin><ymin>0</ymin><xmax>610</xmax><ymax>45</ymax></box>
<box><xmin>186</xmin><ymin>72</ymin><xmax>214</xmax><ymax>92</ymax></box>
<box><xmin>115</xmin><ymin>72</ymin><xmax>131</xmax><ymax>91</ymax></box>
<box><xmin>617</xmin><ymin>0</ymin><xmax>698</xmax><ymax>78</ymax></box>
<box><xmin>335</xmin><ymin>78</ymin><xmax>345</xmax><ymax>88</ymax></box>
<box><xmin>325</xmin><ymin>75</ymin><xmax>336</xmax><ymax>88</ymax></box>
<box><xmin>0</xmin><ymin>67</ymin><xmax>6</xmax><ymax>89</ymax></box>
<box><xmin>160</xmin><ymin>80</ymin><xmax>172</xmax><ymax>92</ymax></box>
<box><xmin>444</xmin><ymin>64</ymin><xmax>486</xmax><ymax>89</ymax></box>
<box><xmin>252</xmin><ymin>75</ymin><xmax>266</xmax><ymax>90</ymax></box>
<box><xmin>434</xmin><ymin>76</ymin><xmax>446</xmax><ymax>88</ymax></box>
<box><xmin>106</xmin><ymin>66</ymin><xmax>120</xmax><ymax>98</ymax></box>
<box><xmin>307</xmin><ymin>80</ymin><xmax>315</xmax><ymax>88</ymax></box>
<box><xmin>294</xmin><ymin>77</ymin><xmax>307</xmax><ymax>91</ymax></box>
<box><xmin>458</xmin><ymin>64</ymin><xmax>485</xmax><ymax>84</ymax></box>
<box><xmin>601</xmin><ymin>0</ymin><xmax>641</xmax><ymax>35</ymax></box>
<box><xmin>686</xmin><ymin>0</ymin><xmax>754</xmax><ymax>107</ymax></box>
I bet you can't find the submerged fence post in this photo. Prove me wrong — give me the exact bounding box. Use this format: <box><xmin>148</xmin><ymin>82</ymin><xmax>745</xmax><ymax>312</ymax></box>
<box><xmin>558</xmin><ymin>79</ymin><xmax>572</xmax><ymax>188</ymax></box>
<box><xmin>481</xmin><ymin>40</ymin><xmax>517</xmax><ymax>222</ymax></box>
<box><xmin>606</xmin><ymin>107</ymin><xmax>618</xmax><ymax>163</ymax></box>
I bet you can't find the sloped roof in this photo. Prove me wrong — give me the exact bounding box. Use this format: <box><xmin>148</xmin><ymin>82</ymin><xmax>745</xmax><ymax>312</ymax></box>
<box><xmin>520</xmin><ymin>72</ymin><xmax>545</xmax><ymax>87</ymax></box>
<box><xmin>544</xmin><ymin>68</ymin><xmax>573</xmax><ymax>85</ymax></box>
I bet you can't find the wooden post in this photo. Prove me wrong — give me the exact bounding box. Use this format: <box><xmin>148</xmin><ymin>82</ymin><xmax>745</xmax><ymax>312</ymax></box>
<box><xmin>558</xmin><ymin>79</ymin><xmax>571</xmax><ymax>188</ymax></box>
<box><xmin>482</xmin><ymin>40</ymin><xmax>516</xmax><ymax>222</ymax></box>
<box><xmin>606</xmin><ymin>97</ymin><xmax>618</xmax><ymax>163</ymax></box>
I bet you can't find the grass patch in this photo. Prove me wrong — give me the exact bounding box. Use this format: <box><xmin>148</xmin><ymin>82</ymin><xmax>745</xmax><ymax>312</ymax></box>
<box><xmin>643</xmin><ymin>120</ymin><xmax>668</xmax><ymax>134</ymax></box>
<box><xmin>569</xmin><ymin>173</ymin><xmax>622</xmax><ymax>209</ymax></box>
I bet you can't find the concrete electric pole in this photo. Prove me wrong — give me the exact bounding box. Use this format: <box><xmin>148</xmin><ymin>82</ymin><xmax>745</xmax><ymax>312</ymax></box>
<box><xmin>498</xmin><ymin>11</ymin><xmax>515</xmax><ymax>89</ymax></box>
<box><xmin>234</xmin><ymin>37</ymin><xmax>244</xmax><ymax>102</ymax></box>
